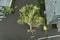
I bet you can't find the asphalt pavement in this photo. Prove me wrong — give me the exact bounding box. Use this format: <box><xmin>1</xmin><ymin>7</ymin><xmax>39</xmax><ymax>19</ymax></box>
<box><xmin>0</xmin><ymin>0</ymin><xmax>60</xmax><ymax>40</ymax></box>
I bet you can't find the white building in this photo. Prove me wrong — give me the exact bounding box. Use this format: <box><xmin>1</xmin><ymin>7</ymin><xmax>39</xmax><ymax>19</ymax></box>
<box><xmin>45</xmin><ymin>0</ymin><xmax>60</xmax><ymax>32</ymax></box>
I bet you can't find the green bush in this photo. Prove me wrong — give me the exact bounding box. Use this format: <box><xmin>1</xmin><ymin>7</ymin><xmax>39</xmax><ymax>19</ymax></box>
<box><xmin>39</xmin><ymin>0</ymin><xmax>45</xmax><ymax>10</ymax></box>
<box><xmin>2</xmin><ymin>6</ymin><xmax>14</xmax><ymax>14</ymax></box>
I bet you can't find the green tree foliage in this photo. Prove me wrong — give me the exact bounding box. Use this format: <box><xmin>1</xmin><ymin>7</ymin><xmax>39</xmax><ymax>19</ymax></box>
<box><xmin>2</xmin><ymin>6</ymin><xmax>14</xmax><ymax>14</ymax></box>
<box><xmin>17</xmin><ymin>4</ymin><xmax>46</xmax><ymax>32</ymax></box>
<box><xmin>39</xmin><ymin>0</ymin><xmax>45</xmax><ymax>10</ymax></box>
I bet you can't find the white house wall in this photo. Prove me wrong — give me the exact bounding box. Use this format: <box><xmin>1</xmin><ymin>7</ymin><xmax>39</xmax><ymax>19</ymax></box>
<box><xmin>55</xmin><ymin>0</ymin><xmax>60</xmax><ymax>15</ymax></box>
<box><xmin>45</xmin><ymin>0</ymin><xmax>60</xmax><ymax>32</ymax></box>
<box><xmin>45</xmin><ymin>0</ymin><xmax>55</xmax><ymax>24</ymax></box>
<box><xmin>0</xmin><ymin>0</ymin><xmax>12</xmax><ymax>7</ymax></box>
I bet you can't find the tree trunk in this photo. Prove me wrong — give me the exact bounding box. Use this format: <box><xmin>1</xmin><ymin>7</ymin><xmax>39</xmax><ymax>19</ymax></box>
<box><xmin>30</xmin><ymin>26</ymin><xmax>33</xmax><ymax>31</ymax></box>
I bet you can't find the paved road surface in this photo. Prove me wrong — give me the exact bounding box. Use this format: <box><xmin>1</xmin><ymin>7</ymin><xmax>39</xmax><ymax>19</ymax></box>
<box><xmin>0</xmin><ymin>0</ymin><xmax>60</xmax><ymax>40</ymax></box>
